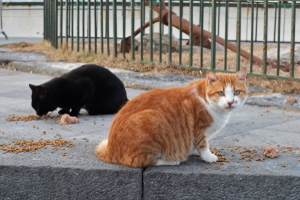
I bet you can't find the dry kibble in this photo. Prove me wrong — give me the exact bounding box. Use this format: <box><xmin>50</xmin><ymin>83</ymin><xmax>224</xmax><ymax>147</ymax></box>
<box><xmin>263</xmin><ymin>146</ymin><xmax>280</xmax><ymax>158</ymax></box>
<box><xmin>0</xmin><ymin>138</ymin><xmax>75</xmax><ymax>154</ymax></box>
<box><xmin>6</xmin><ymin>115</ymin><xmax>40</xmax><ymax>122</ymax></box>
<box><xmin>284</xmin><ymin>96</ymin><xmax>298</xmax><ymax>103</ymax></box>
<box><xmin>59</xmin><ymin>114</ymin><xmax>79</xmax><ymax>125</ymax></box>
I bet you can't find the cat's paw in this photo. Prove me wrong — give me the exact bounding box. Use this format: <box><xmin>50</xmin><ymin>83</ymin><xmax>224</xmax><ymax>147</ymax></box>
<box><xmin>201</xmin><ymin>152</ymin><xmax>218</xmax><ymax>163</ymax></box>
<box><xmin>156</xmin><ymin>159</ymin><xmax>180</xmax><ymax>166</ymax></box>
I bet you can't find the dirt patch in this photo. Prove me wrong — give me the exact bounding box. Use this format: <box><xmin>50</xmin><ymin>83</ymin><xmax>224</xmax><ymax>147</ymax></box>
<box><xmin>2</xmin><ymin>40</ymin><xmax>300</xmax><ymax>94</ymax></box>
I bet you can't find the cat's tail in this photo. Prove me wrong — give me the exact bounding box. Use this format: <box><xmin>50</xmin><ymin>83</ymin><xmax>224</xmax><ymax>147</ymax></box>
<box><xmin>95</xmin><ymin>139</ymin><xmax>111</xmax><ymax>163</ymax></box>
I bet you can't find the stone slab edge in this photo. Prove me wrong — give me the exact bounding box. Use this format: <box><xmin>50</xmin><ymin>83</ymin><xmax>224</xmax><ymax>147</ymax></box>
<box><xmin>0</xmin><ymin>165</ymin><xmax>143</xmax><ymax>200</ymax></box>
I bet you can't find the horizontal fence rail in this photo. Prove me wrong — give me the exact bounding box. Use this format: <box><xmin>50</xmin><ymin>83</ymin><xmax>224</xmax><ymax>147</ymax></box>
<box><xmin>44</xmin><ymin>0</ymin><xmax>300</xmax><ymax>80</ymax></box>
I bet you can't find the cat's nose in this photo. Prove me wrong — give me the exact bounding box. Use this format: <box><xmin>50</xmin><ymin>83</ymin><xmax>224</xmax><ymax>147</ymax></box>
<box><xmin>227</xmin><ymin>101</ymin><xmax>234</xmax><ymax>107</ymax></box>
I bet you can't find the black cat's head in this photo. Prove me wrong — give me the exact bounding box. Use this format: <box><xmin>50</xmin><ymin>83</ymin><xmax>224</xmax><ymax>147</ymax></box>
<box><xmin>29</xmin><ymin>84</ymin><xmax>57</xmax><ymax>116</ymax></box>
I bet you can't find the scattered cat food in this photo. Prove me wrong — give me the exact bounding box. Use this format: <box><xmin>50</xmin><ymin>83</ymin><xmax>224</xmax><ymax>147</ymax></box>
<box><xmin>0</xmin><ymin>138</ymin><xmax>74</xmax><ymax>154</ymax></box>
<box><xmin>298</xmin><ymin>157</ymin><xmax>300</xmax><ymax>161</ymax></box>
<box><xmin>263</xmin><ymin>146</ymin><xmax>280</xmax><ymax>158</ymax></box>
<box><xmin>284</xmin><ymin>96</ymin><xmax>298</xmax><ymax>103</ymax></box>
<box><xmin>294</xmin><ymin>150</ymin><xmax>300</xmax><ymax>155</ymax></box>
<box><xmin>59</xmin><ymin>114</ymin><xmax>79</xmax><ymax>125</ymax></box>
<box><xmin>255</xmin><ymin>158</ymin><xmax>265</xmax><ymax>161</ymax></box>
<box><xmin>214</xmin><ymin>166</ymin><xmax>220</xmax><ymax>170</ymax></box>
<box><xmin>6</xmin><ymin>114</ymin><xmax>41</xmax><ymax>122</ymax></box>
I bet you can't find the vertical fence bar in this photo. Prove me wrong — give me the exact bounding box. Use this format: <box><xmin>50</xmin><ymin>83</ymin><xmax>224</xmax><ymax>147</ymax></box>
<box><xmin>71</xmin><ymin>0</ymin><xmax>74</xmax><ymax>50</ymax></box>
<box><xmin>76</xmin><ymin>0</ymin><xmax>80</xmax><ymax>52</ymax></box>
<box><xmin>44</xmin><ymin>0</ymin><xmax>48</xmax><ymax>41</ymax></box>
<box><xmin>273</xmin><ymin>2</ymin><xmax>277</xmax><ymax>42</ymax></box>
<box><xmin>217</xmin><ymin>0</ymin><xmax>220</xmax><ymax>36</ymax></box>
<box><xmin>94</xmin><ymin>0</ymin><xmax>97</xmax><ymax>54</ymax></box>
<box><xmin>149</xmin><ymin>0</ymin><xmax>153</xmax><ymax>62</ymax></box>
<box><xmin>290</xmin><ymin>1</ymin><xmax>296</xmax><ymax>79</ymax></box>
<box><xmin>122</xmin><ymin>0</ymin><xmax>126</xmax><ymax>58</ymax></box>
<box><xmin>263</xmin><ymin>0</ymin><xmax>268</xmax><ymax>75</ymax></box>
<box><xmin>210</xmin><ymin>0</ymin><xmax>216</xmax><ymax>70</ymax></box>
<box><xmin>158</xmin><ymin>0</ymin><xmax>162</xmax><ymax>63</ymax></box>
<box><xmin>113</xmin><ymin>0</ymin><xmax>117</xmax><ymax>57</ymax></box>
<box><xmin>168</xmin><ymin>0</ymin><xmax>172</xmax><ymax>64</ymax></box>
<box><xmin>88</xmin><ymin>0</ymin><xmax>91</xmax><ymax>52</ymax></box>
<box><xmin>130</xmin><ymin>0</ymin><xmax>134</xmax><ymax>59</ymax></box>
<box><xmin>44</xmin><ymin>0</ymin><xmax>47</xmax><ymax>40</ymax></box>
<box><xmin>250</xmin><ymin>1</ymin><xmax>254</xmax><ymax>73</ymax></box>
<box><xmin>199</xmin><ymin>0</ymin><xmax>203</xmax><ymax>69</ymax></box>
<box><xmin>105</xmin><ymin>0</ymin><xmax>110</xmax><ymax>55</ymax></box>
<box><xmin>179</xmin><ymin>0</ymin><xmax>183</xmax><ymax>65</ymax></box>
<box><xmin>140</xmin><ymin>0</ymin><xmax>145</xmax><ymax>61</ymax></box>
<box><xmin>82</xmin><ymin>0</ymin><xmax>85</xmax><ymax>51</ymax></box>
<box><xmin>66</xmin><ymin>0</ymin><xmax>69</xmax><ymax>48</ymax></box>
<box><xmin>100</xmin><ymin>0</ymin><xmax>104</xmax><ymax>53</ymax></box>
<box><xmin>276</xmin><ymin>1</ymin><xmax>281</xmax><ymax>76</ymax></box>
<box><xmin>224</xmin><ymin>0</ymin><xmax>229</xmax><ymax>71</ymax></box>
<box><xmin>54</xmin><ymin>0</ymin><xmax>58</xmax><ymax>48</ymax></box>
<box><xmin>60</xmin><ymin>0</ymin><xmax>63</xmax><ymax>47</ymax></box>
<box><xmin>188</xmin><ymin>0</ymin><xmax>193</xmax><ymax>67</ymax></box>
<box><xmin>255</xmin><ymin>2</ymin><xmax>258</xmax><ymax>42</ymax></box>
<box><xmin>245</xmin><ymin>2</ymin><xmax>249</xmax><ymax>41</ymax></box>
<box><xmin>236</xmin><ymin>0</ymin><xmax>241</xmax><ymax>71</ymax></box>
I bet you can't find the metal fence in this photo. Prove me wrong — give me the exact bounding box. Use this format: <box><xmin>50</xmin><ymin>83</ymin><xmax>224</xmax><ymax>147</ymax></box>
<box><xmin>44</xmin><ymin>0</ymin><xmax>300</xmax><ymax>80</ymax></box>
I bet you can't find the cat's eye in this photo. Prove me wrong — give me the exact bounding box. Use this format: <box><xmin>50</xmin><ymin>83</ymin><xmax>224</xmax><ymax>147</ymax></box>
<box><xmin>218</xmin><ymin>91</ymin><xmax>225</xmax><ymax>96</ymax></box>
<box><xmin>234</xmin><ymin>90</ymin><xmax>240</xmax><ymax>95</ymax></box>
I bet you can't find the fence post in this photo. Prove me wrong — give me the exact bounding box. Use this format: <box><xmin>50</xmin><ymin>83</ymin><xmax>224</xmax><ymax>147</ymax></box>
<box><xmin>211</xmin><ymin>0</ymin><xmax>216</xmax><ymax>71</ymax></box>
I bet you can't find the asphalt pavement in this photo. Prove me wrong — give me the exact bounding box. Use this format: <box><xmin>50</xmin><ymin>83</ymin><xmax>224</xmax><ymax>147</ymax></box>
<box><xmin>0</xmin><ymin>38</ymin><xmax>300</xmax><ymax>200</ymax></box>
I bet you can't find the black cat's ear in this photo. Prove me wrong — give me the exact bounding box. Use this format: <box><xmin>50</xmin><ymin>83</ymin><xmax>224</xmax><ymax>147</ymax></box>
<box><xmin>236</xmin><ymin>67</ymin><xmax>247</xmax><ymax>82</ymax></box>
<box><xmin>207</xmin><ymin>71</ymin><xmax>219</xmax><ymax>85</ymax></box>
<box><xmin>37</xmin><ymin>86</ymin><xmax>47</xmax><ymax>99</ymax></box>
<box><xmin>29</xmin><ymin>84</ymin><xmax>36</xmax><ymax>91</ymax></box>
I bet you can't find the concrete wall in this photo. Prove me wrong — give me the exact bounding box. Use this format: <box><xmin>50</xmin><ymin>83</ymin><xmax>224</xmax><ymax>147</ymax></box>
<box><xmin>2</xmin><ymin>5</ymin><xmax>300</xmax><ymax>42</ymax></box>
<box><xmin>2</xmin><ymin>6</ymin><xmax>43</xmax><ymax>38</ymax></box>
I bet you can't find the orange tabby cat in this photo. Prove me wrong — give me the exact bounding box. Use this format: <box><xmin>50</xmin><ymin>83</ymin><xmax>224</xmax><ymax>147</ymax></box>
<box><xmin>96</xmin><ymin>68</ymin><xmax>247</xmax><ymax>167</ymax></box>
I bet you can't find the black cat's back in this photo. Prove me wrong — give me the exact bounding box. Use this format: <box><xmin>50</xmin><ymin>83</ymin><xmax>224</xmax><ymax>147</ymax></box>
<box><xmin>63</xmin><ymin>64</ymin><xmax>128</xmax><ymax>114</ymax></box>
<box><xmin>30</xmin><ymin>64</ymin><xmax>128</xmax><ymax>116</ymax></box>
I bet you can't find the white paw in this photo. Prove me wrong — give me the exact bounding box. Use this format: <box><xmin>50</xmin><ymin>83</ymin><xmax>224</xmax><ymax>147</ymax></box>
<box><xmin>156</xmin><ymin>159</ymin><xmax>180</xmax><ymax>166</ymax></box>
<box><xmin>201</xmin><ymin>152</ymin><xmax>218</xmax><ymax>163</ymax></box>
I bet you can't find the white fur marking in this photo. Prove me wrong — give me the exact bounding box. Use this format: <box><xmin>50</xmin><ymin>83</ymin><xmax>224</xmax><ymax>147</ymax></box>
<box><xmin>200</xmin><ymin>148</ymin><xmax>218</xmax><ymax>163</ymax></box>
<box><xmin>156</xmin><ymin>159</ymin><xmax>180</xmax><ymax>166</ymax></box>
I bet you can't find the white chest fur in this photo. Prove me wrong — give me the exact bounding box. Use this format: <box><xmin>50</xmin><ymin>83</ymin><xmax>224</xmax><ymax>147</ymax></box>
<box><xmin>204</xmin><ymin>106</ymin><xmax>231</xmax><ymax>139</ymax></box>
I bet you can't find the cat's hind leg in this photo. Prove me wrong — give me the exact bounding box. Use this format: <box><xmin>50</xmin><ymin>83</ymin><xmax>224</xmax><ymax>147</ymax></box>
<box><xmin>155</xmin><ymin>159</ymin><xmax>180</xmax><ymax>166</ymax></box>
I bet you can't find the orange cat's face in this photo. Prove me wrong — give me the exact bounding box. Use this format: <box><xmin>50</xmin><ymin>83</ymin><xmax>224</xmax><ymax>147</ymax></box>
<box><xmin>205</xmin><ymin>68</ymin><xmax>248</xmax><ymax>112</ymax></box>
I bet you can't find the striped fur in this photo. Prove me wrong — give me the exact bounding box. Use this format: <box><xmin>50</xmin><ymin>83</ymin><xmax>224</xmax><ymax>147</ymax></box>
<box><xmin>96</xmin><ymin>68</ymin><xmax>248</xmax><ymax>167</ymax></box>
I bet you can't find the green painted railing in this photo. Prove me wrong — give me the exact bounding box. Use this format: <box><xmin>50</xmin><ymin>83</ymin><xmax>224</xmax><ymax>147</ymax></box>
<box><xmin>44</xmin><ymin>0</ymin><xmax>300</xmax><ymax>80</ymax></box>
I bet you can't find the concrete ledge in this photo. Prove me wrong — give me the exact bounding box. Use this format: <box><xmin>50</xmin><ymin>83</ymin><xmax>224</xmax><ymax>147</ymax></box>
<box><xmin>144</xmin><ymin>167</ymin><xmax>300</xmax><ymax>200</ymax></box>
<box><xmin>1</xmin><ymin>165</ymin><xmax>142</xmax><ymax>199</ymax></box>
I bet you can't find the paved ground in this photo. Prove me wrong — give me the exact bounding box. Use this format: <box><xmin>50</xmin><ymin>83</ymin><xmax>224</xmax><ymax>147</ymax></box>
<box><xmin>0</xmin><ymin>38</ymin><xmax>300</xmax><ymax>199</ymax></box>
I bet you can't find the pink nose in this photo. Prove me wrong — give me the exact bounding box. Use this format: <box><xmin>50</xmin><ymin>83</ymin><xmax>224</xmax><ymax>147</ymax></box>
<box><xmin>227</xmin><ymin>101</ymin><xmax>234</xmax><ymax>107</ymax></box>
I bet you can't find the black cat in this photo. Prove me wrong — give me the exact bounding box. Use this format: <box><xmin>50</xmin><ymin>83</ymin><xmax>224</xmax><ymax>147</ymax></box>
<box><xmin>29</xmin><ymin>64</ymin><xmax>128</xmax><ymax>117</ymax></box>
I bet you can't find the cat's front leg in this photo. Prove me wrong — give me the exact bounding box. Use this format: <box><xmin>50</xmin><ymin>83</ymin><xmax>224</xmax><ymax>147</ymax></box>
<box><xmin>69</xmin><ymin>107</ymin><xmax>81</xmax><ymax>117</ymax></box>
<box><xmin>58</xmin><ymin>108</ymin><xmax>70</xmax><ymax>115</ymax></box>
<box><xmin>199</xmin><ymin>148</ymin><xmax>218</xmax><ymax>163</ymax></box>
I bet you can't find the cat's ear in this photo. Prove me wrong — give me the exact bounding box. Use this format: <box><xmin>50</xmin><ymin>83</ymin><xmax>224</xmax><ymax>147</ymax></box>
<box><xmin>236</xmin><ymin>67</ymin><xmax>247</xmax><ymax>82</ymax></box>
<box><xmin>37</xmin><ymin>86</ymin><xmax>48</xmax><ymax>99</ymax></box>
<box><xmin>29</xmin><ymin>84</ymin><xmax>36</xmax><ymax>91</ymax></box>
<box><xmin>207</xmin><ymin>71</ymin><xmax>219</xmax><ymax>85</ymax></box>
